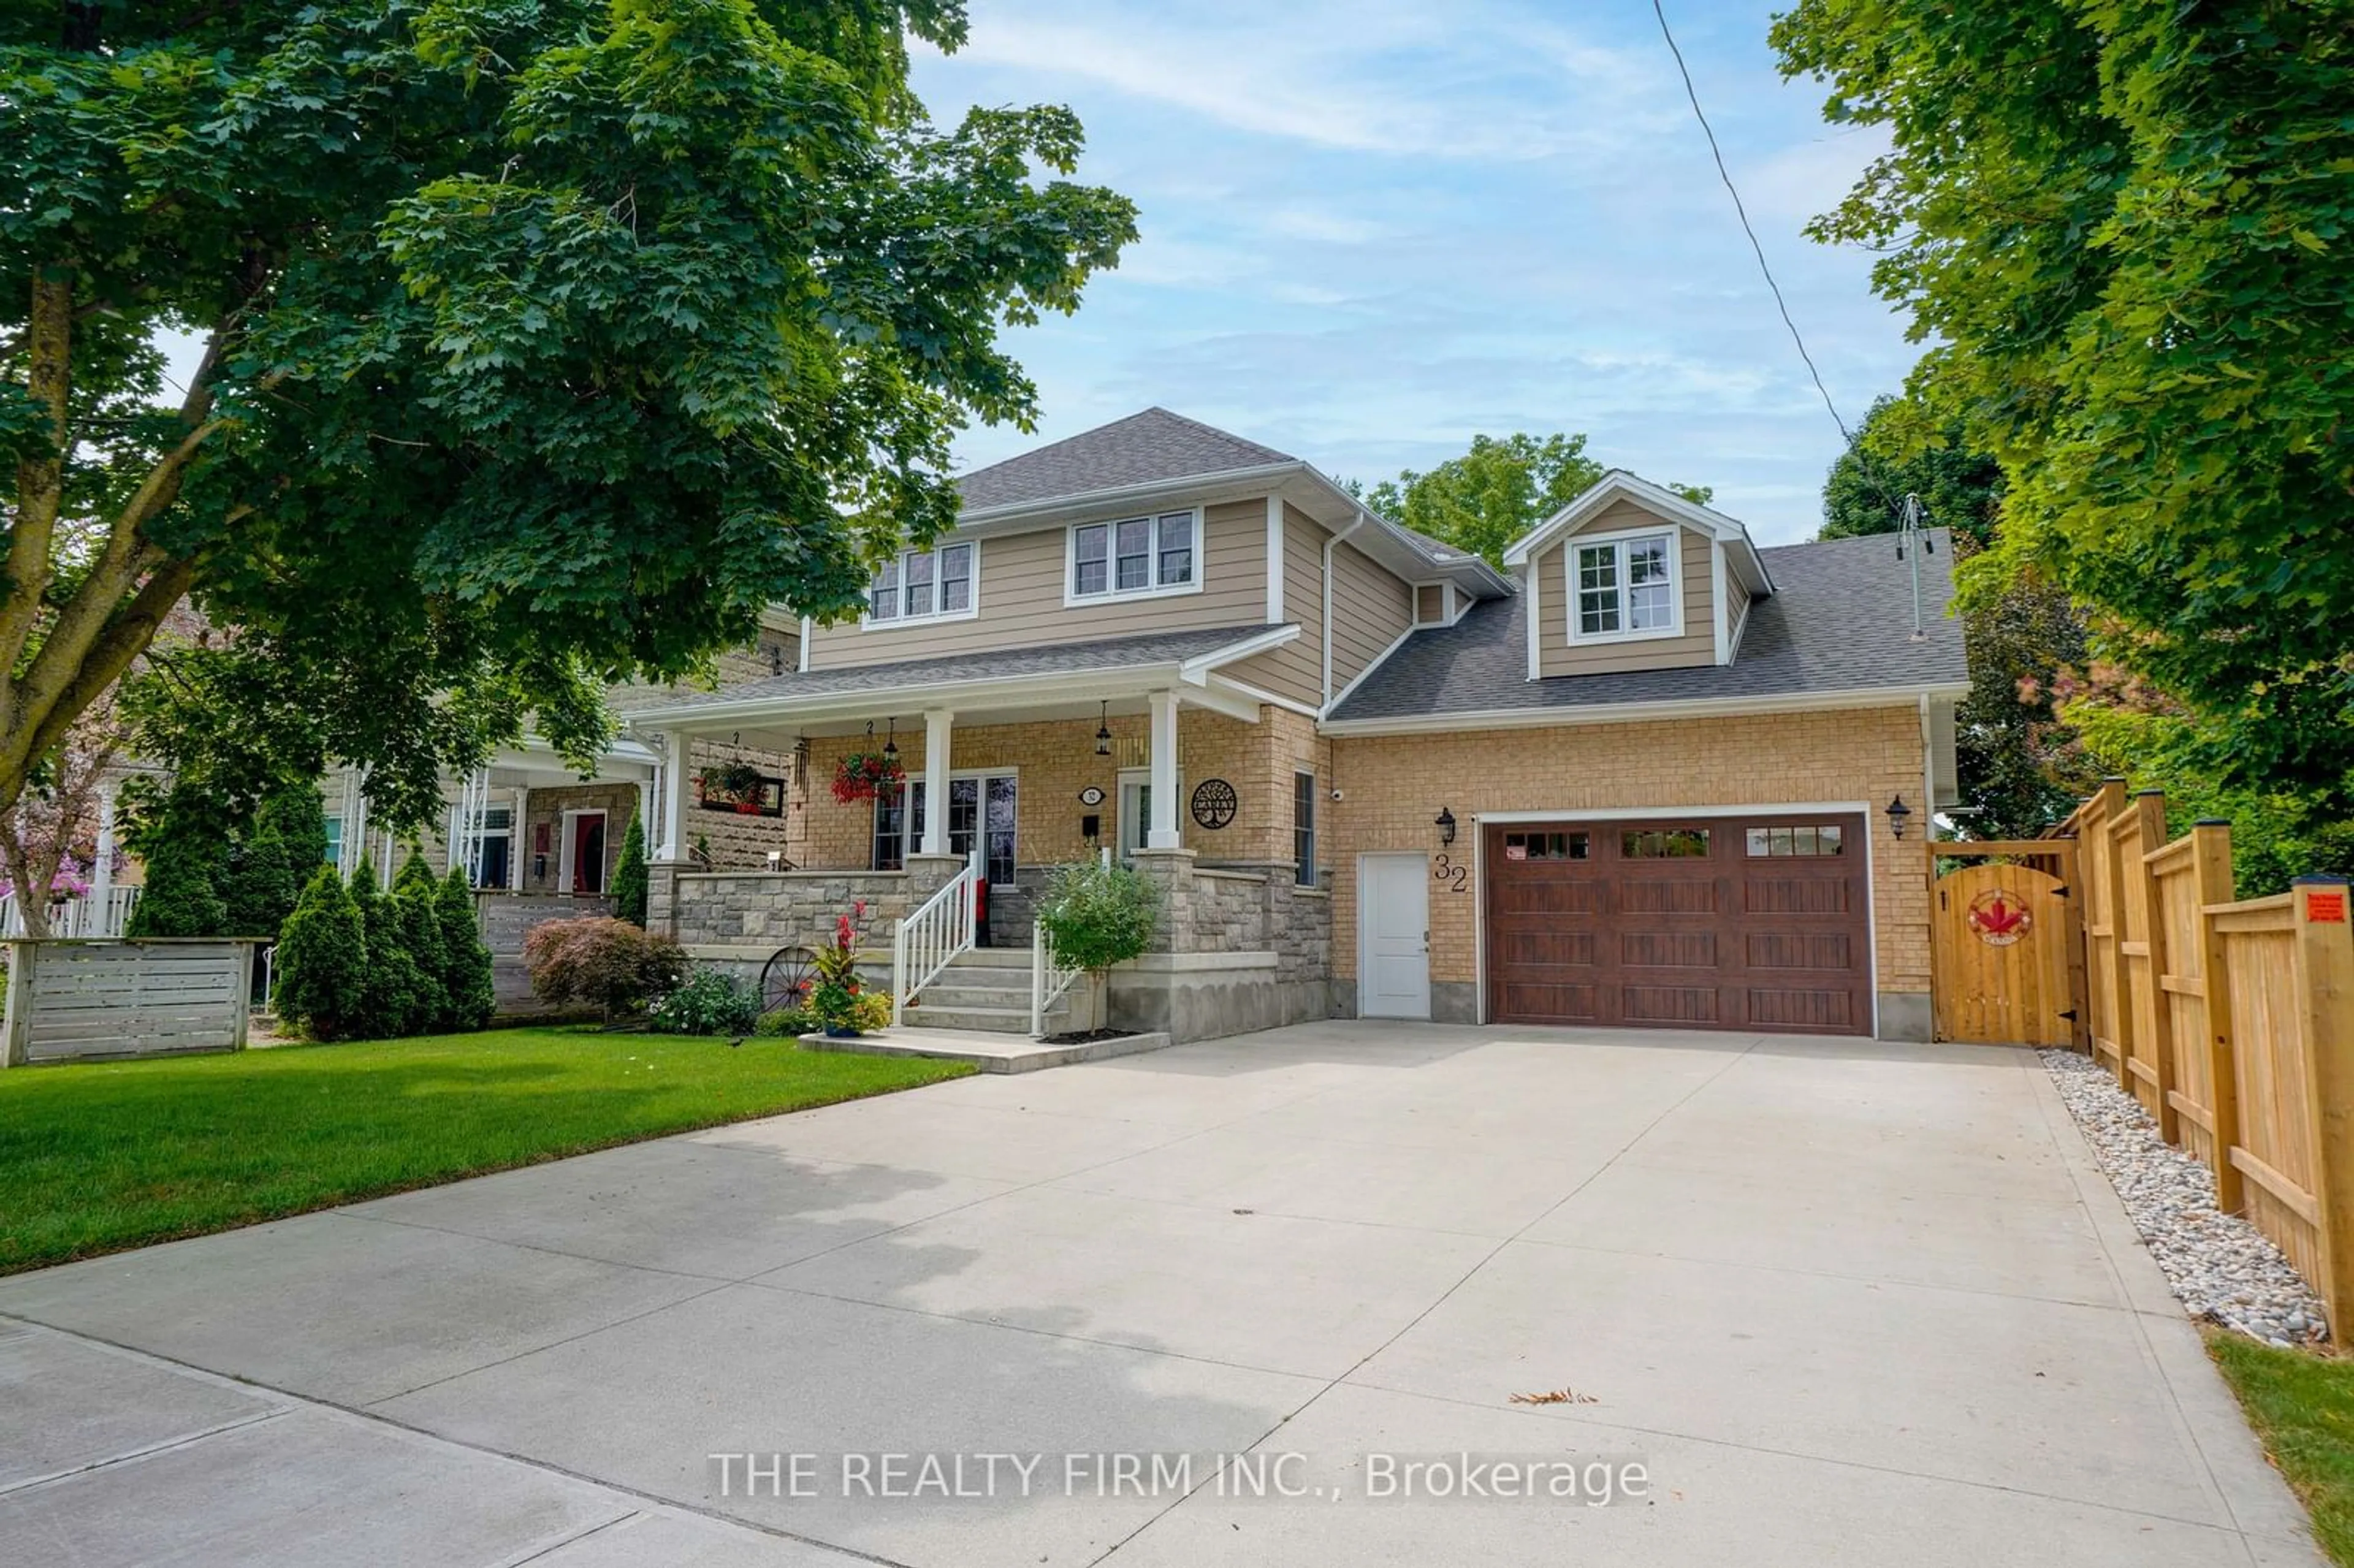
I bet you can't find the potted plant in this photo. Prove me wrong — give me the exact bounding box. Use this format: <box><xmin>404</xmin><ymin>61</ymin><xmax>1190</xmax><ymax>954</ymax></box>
<box><xmin>696</xmin><ymin>761</ymin><xmax>766</xmax><ymax>810</ymax></box>
<box><xmin>809</xmin><ymin>902</ymin><xmax>882</xmax><ymax>1036</ymax></box>
<box><xmin>831</xmin><ymin>750</ymin><xmax>906</xmax><ymax>804</ymax></box>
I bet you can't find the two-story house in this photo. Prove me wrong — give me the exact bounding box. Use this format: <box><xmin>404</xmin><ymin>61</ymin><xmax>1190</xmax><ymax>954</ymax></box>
<box><xmin>633</xmin><ymin>408</ymin><xmax>1968</xmax><ymax>1043</ymax></box>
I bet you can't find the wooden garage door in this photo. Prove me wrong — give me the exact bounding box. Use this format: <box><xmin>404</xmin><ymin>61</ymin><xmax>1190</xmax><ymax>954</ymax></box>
<box><xmin>1485</xmin><ymin>814</ymin><xmax>1870</xmax><ymax>1035</ymax></box>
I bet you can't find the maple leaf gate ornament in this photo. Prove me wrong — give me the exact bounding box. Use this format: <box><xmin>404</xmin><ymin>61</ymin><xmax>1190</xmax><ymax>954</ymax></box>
<box><xmin>1966</xmin><ymin>888</ymin><xmax>2033</xmax><ymax>947</ymax></box>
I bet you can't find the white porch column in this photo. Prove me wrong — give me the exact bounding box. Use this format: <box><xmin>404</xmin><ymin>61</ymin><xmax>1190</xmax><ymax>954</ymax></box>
<box><xmin>1147</xmin><ymin>690</ymin><xmax>1181</xmax><ymax>850</ymax></box>
<box><xmin>658</xmin><ymin>731</ymin><xmax>688</xmax><ymax>861</ymax></box>
<box><xmin>920</xmin><ymin>709</ymin><xmax>953</xmax><ymax>855</ymax></box>
<box><xmin>341</xmin><ymin>772</ymin><xmax>366</xmax><ymax>879</ymax></box>
<box><xmin>635</xmin><ymin>772</ymin><xmax>654</xmax><ymax>847</ymax></box>
<box><xmin>510</xmin><ymin>786</ymin><xmax>529</xmax><ymax>890</ymax></box>
<box><xmin>90</xmin><ymin>777</ymin><xmax>118</xmax><ymax>931</ymax></box>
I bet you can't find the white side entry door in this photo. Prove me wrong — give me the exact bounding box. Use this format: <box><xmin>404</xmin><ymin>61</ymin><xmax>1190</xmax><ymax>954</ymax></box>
<box><xmin>1358</xmin><ymin>852</ymin><xmax>1431</xmax><ymax>1019</ymax></box>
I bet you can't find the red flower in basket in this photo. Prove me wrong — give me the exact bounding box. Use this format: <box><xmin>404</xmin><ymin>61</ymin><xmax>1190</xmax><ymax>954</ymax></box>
<box><xmin>831</xmin><ymin>750</ymin><xmax>907</xmax><ymax>804</ymax></box>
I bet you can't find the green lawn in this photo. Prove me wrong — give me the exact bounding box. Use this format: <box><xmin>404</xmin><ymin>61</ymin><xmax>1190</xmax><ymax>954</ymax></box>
<box><xmin>0</xmin><ymin>1029</ymin><xmax>972</xmax><ymax>1276</ymax></box>
<box><xmin>2210</xmin><ymin>1331</ymin><xmax>2354</xmax><ymax>1564</ymax></box>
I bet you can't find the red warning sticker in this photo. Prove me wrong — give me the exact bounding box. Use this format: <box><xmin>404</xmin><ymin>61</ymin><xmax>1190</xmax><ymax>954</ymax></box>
<box><xmin>2310</xmin><ymin>890</ymin><xmax>2349</xmax><ymax>924</ymax></box>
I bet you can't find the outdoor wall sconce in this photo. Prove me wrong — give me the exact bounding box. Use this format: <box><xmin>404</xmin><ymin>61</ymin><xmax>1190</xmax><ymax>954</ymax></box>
<box><xmin>1095</xmin><ymin>701</ymin><xmax>1113</xmax><ymax>757</ymax></box>
<box><xmin>1886</xmin><ymin>795</ymin><xmax>1913</xmax><ymax>839</ymax></box>
<box><xmin>1435</xmin><ymin>806</ymin><xmax>1457</xmax><ymax>847</ymax></box>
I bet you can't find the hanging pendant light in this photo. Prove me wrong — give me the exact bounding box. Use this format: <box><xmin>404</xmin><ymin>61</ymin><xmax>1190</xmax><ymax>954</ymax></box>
<box><xmin>1095</xmin><ymin>701</ymin><xmax>1113</xmax><ymax>757</ymax></box>
<box><xmin>883</xmin><ymin>717</ymin><xmax>898</xmax><ymax>761</ymax></box>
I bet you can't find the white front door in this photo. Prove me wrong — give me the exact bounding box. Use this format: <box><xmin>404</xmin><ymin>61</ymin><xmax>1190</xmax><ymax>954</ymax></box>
<box><xmin>1358</xmin><ymin>853</ymin><xmax>1431</xmax><ymax>1019</ymax></box>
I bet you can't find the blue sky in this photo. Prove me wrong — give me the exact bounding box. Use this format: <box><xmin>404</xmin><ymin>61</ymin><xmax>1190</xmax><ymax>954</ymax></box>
<box><xmin>912</xmin><ymin>0</ymin><xmax>1914</xmax><ymax>543</ymax></box>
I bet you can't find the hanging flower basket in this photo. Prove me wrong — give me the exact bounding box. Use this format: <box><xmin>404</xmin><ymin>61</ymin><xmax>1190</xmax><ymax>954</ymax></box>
<box><xmin>831</xmin><ymin>750</ymin><xmax>906</xmax><ymax>805</ymax></box>
<box><xmin>696</xmin><ymin>760</ymin><xmax>768</xmax><ymax>811</ymax></box>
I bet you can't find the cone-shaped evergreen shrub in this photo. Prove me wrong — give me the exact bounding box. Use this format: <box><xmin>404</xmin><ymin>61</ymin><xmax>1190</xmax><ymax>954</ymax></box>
<box><xmin>273</xmin><ymin>865</ymin><xmax>368</xmax><ymax>1040</ymax></box>
<box><xmin>124</xmin><ymin>788</ymin><xmax>230</xmax><ymax>938</ymax></box>
<box><xmin>612</xmin><ymin>811</ymin><xmax>649</xmax><ymax>927</ymax></box>
<box><xmin>437</xmin><ymin>866</ymin><xmax>498</xmax><ymax>1029</ymax></box>
<box><xmin>394</xmin><ymin>854</ymin><xmax>449</xmax><ymax>1029</ymax></box>
<box><xmin>350</xmin><ymin>870</ymin><xmax>424</xmax><ymax>1038</ymax></box>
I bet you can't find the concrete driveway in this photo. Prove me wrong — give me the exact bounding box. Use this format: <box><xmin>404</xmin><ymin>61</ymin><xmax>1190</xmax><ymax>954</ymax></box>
<box><xmin>0</xmin><ymin>1023</ymin><xmax>2321</xmax><ymax>1566</ymax></box>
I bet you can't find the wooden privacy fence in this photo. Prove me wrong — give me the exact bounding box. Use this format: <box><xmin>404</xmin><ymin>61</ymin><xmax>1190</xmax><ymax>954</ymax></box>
<box><xmin>2061</xmin><ymin>782</ymin><xmax>2354</xmax><ymax>1331</ymax></box>
<box><xmin>1</xmin><ymin>939</ymin><xmax>259</xmax><ymax>1066</ymax></box>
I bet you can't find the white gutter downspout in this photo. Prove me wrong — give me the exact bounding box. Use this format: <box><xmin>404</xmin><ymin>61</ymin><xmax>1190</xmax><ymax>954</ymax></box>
<box><xmin>1322</xmin><ymin>512</ymin><xmax>1366</xmax><ymax>710</ymax></box>
<box><xmin>1919</xmin><ymin>692</ymin><xmax>1938</xmax><ymax>843</ymax></box>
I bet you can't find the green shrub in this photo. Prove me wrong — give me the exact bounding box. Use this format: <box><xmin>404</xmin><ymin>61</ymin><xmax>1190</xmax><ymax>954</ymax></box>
<box><xmin>648</xmin><ymin>969</ymin><xmax>761</xmax><ymax>1036</ymax></box>
<box><xmin>393</xmin><ymin>855</ymin><xmax>449</xmax><ymax>1029</ymax></box>
<box><xmin>612</xmin><ymin>810</ymin><xmax>649</xmax><ymax>926</ymax></box>
<box><xmin>350</xmin><ymin>871</ymin><xmax>424</xmax><ymax>1038</ymax></box>
<box><xmin>1034</xmin><ymin>859</ymin><xmax>1160</xmax><ymax>1030</ymax></box>
<box><xmin>523</xmin><ymin>916</ymin><xmax>686</xmax><ymax>1019</ymax></box>
<box><xmin>273</xmin><ymin>865</ymin><xmax>367</xmax><ymax>1040</ymax></box>
<box><xmin>755</xmin><ymin>1005</ymin><xmax>816</xmax><ymax>1037</ymax></box>
<box><xmin>436</xmin><ymin>867</ymin><xmax>498</xmax><ymax>1029</ymax></box>
<box><xmin>224</xmin><ymin>785</ymin><xmax>329</xmax><ymax>939</ymax></box>
<box><xmin>125</xmin><ymin>786</ymin><xmax>231</xmax><ymax>938</ymax></box>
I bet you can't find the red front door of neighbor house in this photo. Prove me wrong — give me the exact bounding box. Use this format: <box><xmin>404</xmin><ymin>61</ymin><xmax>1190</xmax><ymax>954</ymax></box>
<box><xmin>570</xmin><ymin>812</ymin><xmax>606</xmax><ymax>894</ymax></box>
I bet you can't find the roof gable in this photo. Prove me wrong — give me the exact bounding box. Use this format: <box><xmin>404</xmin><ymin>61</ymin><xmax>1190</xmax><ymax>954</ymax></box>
<box><xmin>1501</xmin><ymin>471</ymin><xmax>1773</xmax><ymax>595</ymax></box>
<box><xmin>958</xmin><ymin>408</ymin><xmax>1295</xmax><ymax>513</ymax></box>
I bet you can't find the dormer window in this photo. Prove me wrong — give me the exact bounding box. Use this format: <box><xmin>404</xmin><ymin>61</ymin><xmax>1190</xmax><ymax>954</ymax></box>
<box><xmin>869</xmin><ymin>542</ymin><xmax>975</xmax><ymax>626</ymax></box>
<box><xmin>1068</xmin><ymin>511</ymin><xmax>1198</xmax><ymax>603</ymax></box>
<box><xmin>1570</xmin><ymin>530</ymin><xmax>1680</xmax><ymax>641</ymax></box>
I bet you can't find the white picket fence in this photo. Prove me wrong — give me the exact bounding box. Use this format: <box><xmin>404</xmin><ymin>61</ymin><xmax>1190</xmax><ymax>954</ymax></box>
<box><xmin>0</xmin><ymin>886</ymin><xmax>140</xmax><ymax>939</ymax></box>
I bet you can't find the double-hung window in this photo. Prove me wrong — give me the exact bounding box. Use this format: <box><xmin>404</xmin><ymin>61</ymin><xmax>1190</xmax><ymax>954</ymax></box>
<box><xmin>1071</xmin><ymin>511</ymin><xmax>1197</xmax><ymax>602</ymax></box>
<box><xmin>1571</xmin><ymin>531</ymin><xmax>1677</xmax><ymax>639</ymax></box>
<box><xmin>1292</xmin><ymin>771</ymin><xmax>1317</xmax><ymax>888</ymax></box>
<box><xmin>869</xmin><ymin>542</ymin><xmax>975</xmax><ymax>625</ymax></box>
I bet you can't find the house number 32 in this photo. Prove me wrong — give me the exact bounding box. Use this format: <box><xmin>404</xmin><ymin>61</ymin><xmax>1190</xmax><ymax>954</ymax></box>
<box><xmin>1432</xmin><ymin>854</ymin><xmax>1469</xmax><ymax>893</ymax></box>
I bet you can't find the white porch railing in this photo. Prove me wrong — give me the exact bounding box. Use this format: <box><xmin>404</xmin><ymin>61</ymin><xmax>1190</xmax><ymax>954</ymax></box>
<box><xmin>890</xmin><ymin>849</ymin><xmax>982</xmax><ymax>1026</ymax></box>
<box><xmin>0</xmin><ymin>885</ymin><xmax>140</xmax><ymax>938</ymax></box>
<box><xmin>1031</xmin><ymin>920</ymin><xmax>1081</xmax><ymax>1038</ymax></box>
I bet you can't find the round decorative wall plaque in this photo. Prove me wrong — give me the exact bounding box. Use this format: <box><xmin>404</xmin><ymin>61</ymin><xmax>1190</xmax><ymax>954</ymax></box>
<box><xmin>1078</xmin><ymin>786</ymin><xmax>1105</xmax><ymax>807</ymax></box>
<box><xmin>1190</xmin><ymin>778</ymin><xmax>1238</xmax><ymax>830</ymax></box>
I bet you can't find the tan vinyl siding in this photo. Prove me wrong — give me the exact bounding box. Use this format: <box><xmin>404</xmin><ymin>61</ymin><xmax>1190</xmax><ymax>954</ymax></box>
<box><xmin>805</xmin><ymin>499</ymin><xmax>1268</xmax><ymax>670</ymax></box>
<box><xmin>1536</xmin><ymin>522</ymin><xmax>1716</xmax><ymax>677</ymax></box>
<box><xmin>1225</xmin><ymin>501</ymin><xmax>1327</xmax><ymax>708</ymax></box>
<box><xmin>1415</xmin><ymin>584</ymin><xmax>1444</xmax><ymax>623</ymax></box>
<box><xmin>1330</xmin><ymin>540</ymin><xmax>1415</xmax><ymax>690</ymax></box>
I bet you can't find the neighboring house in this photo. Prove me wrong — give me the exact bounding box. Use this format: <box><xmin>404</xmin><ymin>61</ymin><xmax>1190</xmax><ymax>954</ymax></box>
<box><xmin>631</xmin><ymin>409</ymin><xmax>1968</xmax><ymax>1043</ymax></box>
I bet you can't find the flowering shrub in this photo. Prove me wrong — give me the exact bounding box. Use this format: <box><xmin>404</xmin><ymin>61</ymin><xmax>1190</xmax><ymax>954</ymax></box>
<box><xmin>648</xmin><ymin>969</ymin><xmax>762</xmax><ymax>1035</ymax></box>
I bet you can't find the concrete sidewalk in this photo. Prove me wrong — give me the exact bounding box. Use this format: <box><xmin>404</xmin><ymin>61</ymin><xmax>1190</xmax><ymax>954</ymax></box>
<box><xmin>0</xmin><ymin>1024</ymin><xmax>2323</xmax><ymax>1566</ymax></box>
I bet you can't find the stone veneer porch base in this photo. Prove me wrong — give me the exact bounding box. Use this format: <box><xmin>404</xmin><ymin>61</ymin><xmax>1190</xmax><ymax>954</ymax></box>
<box><xmin>801</xmin><ymin>1027</ymin><xmax>1174</xmax><ymax>1075</ymax></box>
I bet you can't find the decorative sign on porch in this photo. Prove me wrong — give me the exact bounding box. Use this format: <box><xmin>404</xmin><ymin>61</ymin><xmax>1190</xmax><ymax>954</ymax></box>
<box><xmin>1965</xmin><ymin>888</ymin><xmax>2033</xmax><ymax>946</ymax></box>
<box><xmin>1190</xmin><ymin>778</ymin><xmax>1238</xmax><ymax>830</ymax></box>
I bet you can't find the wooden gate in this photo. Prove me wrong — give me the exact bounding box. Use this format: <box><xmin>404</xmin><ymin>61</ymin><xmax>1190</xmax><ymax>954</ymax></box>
<box><xmin>1932</xmin><ymin>859</ymin><xmax>2079</xmax><ymax>1046</ymax></box>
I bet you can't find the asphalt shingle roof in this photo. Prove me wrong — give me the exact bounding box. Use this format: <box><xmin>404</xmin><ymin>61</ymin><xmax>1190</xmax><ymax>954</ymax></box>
<box><xmin>641</xmin><ymin>625</ymin><xmax>1289</xmax><ymax>713</ymax></box>
<box><xmin>958</xmin><ymin>408</ymin><xmax>1295</xmax><ymax>511</ymax></box>
<box><xmin>1330</xmin><ymin>530</ymin><xmax>1968</xmax><ymax>722</ymax></box>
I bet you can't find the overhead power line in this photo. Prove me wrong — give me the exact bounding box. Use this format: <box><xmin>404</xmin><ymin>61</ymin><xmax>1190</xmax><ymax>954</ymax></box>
<box><xmin>1648</xmin><ymin>0</ymin><xmax>1926</xmax><ymax>534</ymax></box>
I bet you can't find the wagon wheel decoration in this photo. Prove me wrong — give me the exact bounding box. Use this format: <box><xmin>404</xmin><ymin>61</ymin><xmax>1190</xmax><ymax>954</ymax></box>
<box><xmin>758</xmin><ymin>945</ymin><xmax>820</xmax><ymax>1013</ymax></box>
<box><xmin>1189</xmin><ymin>778</ymin><xmax>1238</xmax><ymax>830</ymax></box>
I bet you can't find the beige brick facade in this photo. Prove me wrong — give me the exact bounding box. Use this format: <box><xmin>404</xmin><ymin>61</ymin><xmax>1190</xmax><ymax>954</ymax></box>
<box><xmin>1323</xmin><ymin>704</ymin><xmax>1933</xmax><ymax>1001</ymax></box>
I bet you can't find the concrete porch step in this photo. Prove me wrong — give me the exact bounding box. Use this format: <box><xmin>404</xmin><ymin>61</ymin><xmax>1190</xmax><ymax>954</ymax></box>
<box><xmin>805</xmin><ymin>1025</ymin><xmax>1173</xmax><ymax>1075</ymax></box>
<box><xmin>894</xmin><ymin>1002</ymin><xmax>1047</xmax><ymax>1033</ymax></box>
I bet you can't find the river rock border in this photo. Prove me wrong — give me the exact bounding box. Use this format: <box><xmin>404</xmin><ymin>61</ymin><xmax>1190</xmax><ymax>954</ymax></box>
<box><xmin>2042</xmin><ymin>1046</ymin><xmax>2326</xmax><ymax>1347</ymax></box>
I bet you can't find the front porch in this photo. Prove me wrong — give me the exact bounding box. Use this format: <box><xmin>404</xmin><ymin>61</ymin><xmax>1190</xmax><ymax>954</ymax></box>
<box><xmin>636</xmin><ymin>647</ymin><xmax>1336</xmax><ymax>1040</ymax></box>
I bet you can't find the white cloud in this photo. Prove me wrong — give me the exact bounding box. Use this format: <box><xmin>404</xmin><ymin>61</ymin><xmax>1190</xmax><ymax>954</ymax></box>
<box><xmin>931</xmin><ymin>0</ymin><xmax>1670</xmax><ymax>161</ymax></box>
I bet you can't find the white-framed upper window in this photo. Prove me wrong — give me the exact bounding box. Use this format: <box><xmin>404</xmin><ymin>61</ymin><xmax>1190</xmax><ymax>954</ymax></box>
<box><xmin>1068</xmin><ymin>510</ymin><xmax>1198</xmax><ymax>603</ymax></box>
<box><xmin>1569</xmin><ymin>528</ymin><xmax>1680</xmax><ymax>641</ymax></box>
<box><xmin>867</xmin><ymin>541</ymin><xmax>975</xmax><ymax>626</ymax></box>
